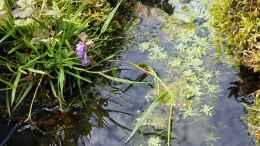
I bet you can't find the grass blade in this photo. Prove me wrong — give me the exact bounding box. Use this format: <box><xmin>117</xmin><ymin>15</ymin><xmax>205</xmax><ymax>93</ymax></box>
<box><xmin>13</xmin><ymin>82</ymin><xmax>33</xmax><ymax>111</ymax></box>
<box><xmin>65</xmin><ymin>71</ymin><xmax>92</xmax><ymax>83</ymax></box>
<box><xmin>50</xmin><ymin>80</ymin><xmax>58</xmax><ymax>98</ymax></box>
<box><xmin>98</xmin><ymin>72</ymin><xmax>148</xmax><ymax>84</ymax></box>
<box><xmin>0</xmin><ymin>77</ymin><xmax>11</xmax><ymax>86</ymax></box>
<box><xmin>72</xmin><ymin>67</ymin><xmax>148</xmax><ymax>84</ymax></box>
<box><xmin>0</xmin><ymin>28</ymin><xmax>14</xmax><ymax>43</ymax></box>
<box><xmin>100</xmin><ymin>0</ymin><xmax>123</xmax><ymax>35</ymax></box>
<box><xmin>125</xmin><ymin>99</ymin><xmax>160</xmax><ymax>143</ymax></box>
<box><xmin>11</xmin><ymin>70</ymin><xmax>21</xmax><ymax>106</ymax></box>
<box><xmin>57</xmin><ymin>68</ymin><xmax>65</xmax><ymax>110</ymax></box>
<box><xmin>58</xmin><ymin>68</ymin><xmax>65</xmax><ymax>94</ymax></box>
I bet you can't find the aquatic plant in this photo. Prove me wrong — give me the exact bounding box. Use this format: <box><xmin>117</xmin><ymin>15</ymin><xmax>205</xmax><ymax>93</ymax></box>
<box><xmin>126</xmin><ymin>1</ymin><xmax>219</xmax><ymax>145</ymax></box>
<box><xmin>148</xmin><ymin>136</ymin><xmax>163</xmax><ymax>146</ymax></box>
<box><xmin>0</xmin><ymin>0</ymin><xmax>127</xmax><ymax>120</ymax></box>
<box><xmin>171</xmin><ymin>0</ymin><xmax>209</xmax><ymax>21</ymax></box>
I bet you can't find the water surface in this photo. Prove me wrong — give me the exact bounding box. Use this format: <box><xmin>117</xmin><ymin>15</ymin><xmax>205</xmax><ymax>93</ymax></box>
<box><xmin>0</xmin><ymin>1</ymin><xmax>256</xmax><ymax>146</ymax></box>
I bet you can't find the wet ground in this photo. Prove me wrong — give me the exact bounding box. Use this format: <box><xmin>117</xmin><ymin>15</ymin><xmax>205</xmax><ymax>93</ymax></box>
<box><xmin>0</xmin><ymin>0</ymin><xmax>258</xmax><ymax>146</ymax></box>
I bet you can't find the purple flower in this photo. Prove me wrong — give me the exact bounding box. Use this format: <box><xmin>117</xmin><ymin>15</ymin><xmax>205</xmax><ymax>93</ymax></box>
<box><xmin>76</xmin><ymin>41</ymin><xmax>91</xmax><ymax>66</ymax></box>
<box><xmin>81</xmin><ymin>54</ymin><xmax>91</xmax><ymax>67</ymax></box>
<box><xmin>76</xmin><ymin>41</ymin><xmax>85</xmax><ymax>58</ymax></box>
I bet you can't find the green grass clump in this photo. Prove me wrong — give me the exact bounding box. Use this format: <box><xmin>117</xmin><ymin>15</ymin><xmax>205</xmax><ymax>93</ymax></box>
<box><xmin>244</xmin><ymin>90</ymin><xmax>260</xmax><ymax>143</ymax></box>
<box><xmin>210</xmin><ymin>0</ymin><xmax>260</xmax><ymax>143</ymax></box>
<box><xmin>210</xmin><ymin>0</ymin><xmax>260</xmax><ymax>72</ymax></box>
<box><xmin>0</xmin><ymin>0</ymin><xmax>126</xmax><ymax>119</ymax></box>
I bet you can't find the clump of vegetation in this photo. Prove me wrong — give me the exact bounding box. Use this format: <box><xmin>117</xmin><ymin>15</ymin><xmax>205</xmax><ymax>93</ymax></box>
<box><xmin>244</xmin><ymin>90</ymin><xmax>260</xmax><ymax>143</ymax></box>
<box><xmin>210</xmin><ymin>0</ymin><xmax>260</xmax><ymax>143</ymax></box>
<box><xmin>210</xmin><ymin>0</ymin><xmax>260</xmax><ymax>71</ymax></box>
<box><xmin>0</xmin><ymin>0</ymin><xmax>127</xmax><ymax>121</ymax></box>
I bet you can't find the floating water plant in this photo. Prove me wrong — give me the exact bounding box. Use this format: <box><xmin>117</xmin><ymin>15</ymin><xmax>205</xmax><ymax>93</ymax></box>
<box><xmin>126</xmin><ymin>1</ymin><xmax>219</xmax><ymax>145</ymax></box>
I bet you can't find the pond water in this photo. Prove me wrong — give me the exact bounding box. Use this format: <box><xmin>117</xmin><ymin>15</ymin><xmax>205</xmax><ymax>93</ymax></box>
<box><xmin>0</xmin><ymin>0</ymin><xmax>257</xmax><ymax>146</ymax></box>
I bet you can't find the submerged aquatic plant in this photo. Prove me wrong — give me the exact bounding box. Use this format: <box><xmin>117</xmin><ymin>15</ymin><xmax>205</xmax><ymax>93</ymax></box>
<box><xmin>148</xmin><ymin>136</ymin><xmax>163</xmax><ymax>146</ymax></box>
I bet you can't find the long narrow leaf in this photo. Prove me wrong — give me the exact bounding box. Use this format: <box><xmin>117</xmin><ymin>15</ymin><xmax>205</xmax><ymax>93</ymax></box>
<box><xmin>11</xmin><ymin>70</ymin><xmax>21</xmax><ymax>106</ymax></box>
<box><xmin>65</xmin><ymin>71</ymin><xmax>92</xmax><ymax>83</ymax></box>
<box><xmin>57</xmin><ymin>68</ymin><xmax>65</xmax><ymax>110</ymax></box>
<box><xmin>125</xmin><ymin>100</ymin><xmax>160</xmax><ymax>143</ymax></box>
<box><xmin>100</xmin><ymin>0</ymin><xmax>123</xmax><ymax>35</ymax></box>
<box><xmin>58</xmin><ymin>68</ymin><xmax>65</xmax><ymax>98</ymax></box>
<box><xmin>0</xmin><ymin>77</ymin><xmax>11</xmax><ymax>86</ymax></box>
<box><xmin>13</xmin><ymin>82</ymin><xmax>33</xmax><ymax>111</ymax></box>
<box><xmin>98</xmin><ymin>72</ymin><xmax>148</xmax><ymax>84</ymax></box>
<box><xmin>0</xmin><ymin>28</ymin><xmax>14</xmax><ymax>43</ymax></box>
<box><xmin>50</xmin><ymin>80</ymin><xmax>58</xmax><ymax>98</ymax></box>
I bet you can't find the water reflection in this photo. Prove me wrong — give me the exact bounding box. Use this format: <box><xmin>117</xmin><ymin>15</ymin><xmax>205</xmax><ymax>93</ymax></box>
<box><xmin>0</xmin><ymin>97</ymin><xmax>107</xmax><ymax>145</ymax></box>
<box><xmin>0</xmin><ymin>90</ymin><xmax>135</xmax><ymax>146</ymax></box>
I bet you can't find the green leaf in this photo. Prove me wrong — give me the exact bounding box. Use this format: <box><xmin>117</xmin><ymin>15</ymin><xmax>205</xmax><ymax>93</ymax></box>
<box><xmin>13</xmin><ymin>82</ymin><xmax>33</xmax><ymax>111</ymax></box>
<box><xmin>58</xmin><ymin>68</ymin><xmax>65</xmax><ymax>97</ymax></box>
<box><xmin>57</xmin><ymin>67</ymin><xmax>65</xmax><ymax>109</ymax></box>
<box><xmin>0</xmin><ymin>28</ymin><xmax>14</xmax><ymax>43</ymax></box>
<box><xmin>8</xmin><ymin>44</ymin><xmax>23</xmax><ymax>54</ymax></box>
<box><xmin>125</xmin><ymin>100</ymin><xmax>160</xmax><ymax>143</ymax></box>
<box><xmin>0</xmin><ymin>77</ymin><xmax>11</xmax><ymax>86</ymax></box>
<box><xmin>98</xmin><ymin>72</ymin><xmax>148</xmax><ymax>84</ymax></box>
<box><xmin>65</xmin><ymin>71</ymin><xmax>92</xmax><ymax>83</ymax></box>
<box><xmin>11</xmin><ymin>70</ymin><xmax>22</xmax><ymax>106</ymax></box>
<box><xmin>50</xmin><ymin>80</ymin><xmax>58</xmax><ymax>98</ymax></box>
<box><xmin>100</xmin><ymin>0</ymin><xmax>123</xmax><ymax>35</ymax></box>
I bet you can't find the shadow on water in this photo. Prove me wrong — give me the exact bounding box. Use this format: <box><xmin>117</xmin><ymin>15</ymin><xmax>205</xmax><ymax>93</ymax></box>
<box><xmin>228</xmin><ymin>65</ymin><xmax>260</xmax><ymax>105</ymax></box>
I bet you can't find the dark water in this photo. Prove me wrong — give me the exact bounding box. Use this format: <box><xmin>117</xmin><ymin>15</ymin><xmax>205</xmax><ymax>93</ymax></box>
<box><xmin>0</xmin><ymin>1</ymin><xmax>257</xmax><ymax>146</ymax></box>
<box><xmin>87</xmin><ymin>1</ymin><xmax>256</xmax><ymax>146</ymax></box>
